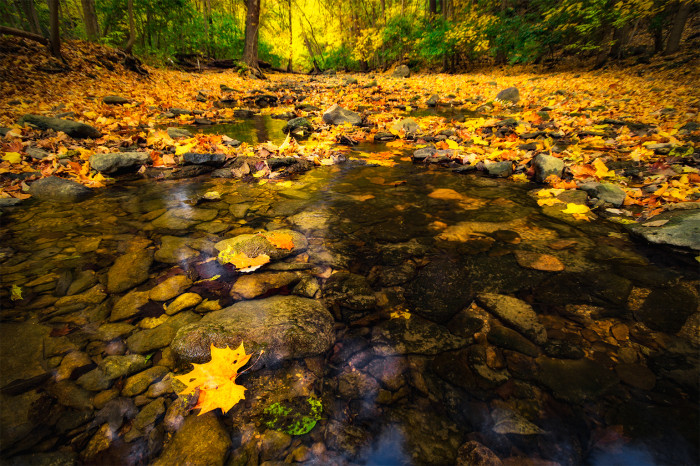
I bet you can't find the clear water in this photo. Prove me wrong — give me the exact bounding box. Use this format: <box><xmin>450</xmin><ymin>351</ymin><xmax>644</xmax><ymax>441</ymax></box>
<box><xmin>0</xmin><ymin>119</ymin><xmax>698</xmax><ymax>465</ymax></box>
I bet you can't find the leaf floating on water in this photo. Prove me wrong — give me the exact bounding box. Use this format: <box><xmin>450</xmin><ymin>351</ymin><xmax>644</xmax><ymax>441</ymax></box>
<box><xmin>174</xmin><ymin>342</ymin><xmax>253</xmax><ymax>415</ymax></box>
<box><xmin>10</xmin><ymin>285</ymin><xmax>22</xmax><ymax>301</ymax></box>
<box><xmin>219</xmin><ymin>248</ymin><xmax>270</xmax><ymax>272</ymax></box>
<box><xmin>561</xmin><ymin>203</ymin><xmax>590</xmax><ymax>214</ymax></box>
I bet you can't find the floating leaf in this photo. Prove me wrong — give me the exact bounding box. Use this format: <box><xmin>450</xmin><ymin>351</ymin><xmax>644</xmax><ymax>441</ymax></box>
<box><xmin>219</xmin><ymin>248</ymin><xmax>270</xmax><ymax>272</ymax></box>
<box><xmin>174</xmin><ymin>343</ymin><xmax>252</xmax><ymax>415</ymax></box>
<box><xmin>562</xmin><ymin>203</ymin><xmax>590</xmax><ymax>214</ymax></box>
<box><xmin>261</xmin><ymin>231</ymin><xmax>295</xmax><ymax>250</ymax></box>
<box><xmin>10</xmin><ymin>285</ymin><xmax>23</xmax><ymax>301</ymax></box>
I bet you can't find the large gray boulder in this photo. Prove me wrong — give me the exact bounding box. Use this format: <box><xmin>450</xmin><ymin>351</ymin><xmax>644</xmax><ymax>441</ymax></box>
<box><xmin>171</xmin><ymin>295</ymin><xmax>335</xmax><ymax>365</ymax></box>
<box><xmin>532</xmin><ymin>153</ymin><xmax>564</xmax><ymax>182</ymax></box>
<box><xmin>496</xmin><ymin>87</ymin><xmax>520</xmax><ymax>103</ymax></box>
<box><xmin>629</xmin><ymin>209</ymin><xmax>700</xmax><ymax>252</ymax></box>
<box><xmin>28</xmin><ymin>176</ymin><xmax>92</xmax><ymax>202</ymax></box>
<box><xmin>19</xmin><ymin>114</ymin><xmax>101</xmax><ymax>139</ymax></box>
<box><xmin>393</xmin><ymin>65</ymin><xmax>410</xmax><ymax>78</ymax></box>
<box><xmin>90</xmin><ymin>152</ymin><xmax>149</xmax><ymax>173</ymax></box>
<box><xmin>322</xmin><ymin>104</ymin><xmax>362</xmax><ymax>126</ymax></box>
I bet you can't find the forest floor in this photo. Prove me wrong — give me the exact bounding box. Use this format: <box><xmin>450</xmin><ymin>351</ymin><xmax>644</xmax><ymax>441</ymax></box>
<box><xmin>1</xmin><ymin>38</ymin><xmax>699</xmax><ymax>229</ymax></box>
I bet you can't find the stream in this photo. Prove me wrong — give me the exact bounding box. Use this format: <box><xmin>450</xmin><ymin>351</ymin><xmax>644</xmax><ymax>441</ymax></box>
<box><xmin>0</xmin><ymin>117</ymin><xmax>698</xmax><ymax>466</ymax></box>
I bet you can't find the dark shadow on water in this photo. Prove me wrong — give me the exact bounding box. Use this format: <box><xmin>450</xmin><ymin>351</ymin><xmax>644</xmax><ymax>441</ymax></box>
<box><xmin>182</xmin><ymin>115</ymin><xmax>287</xmax><ymax>145</ymax></box>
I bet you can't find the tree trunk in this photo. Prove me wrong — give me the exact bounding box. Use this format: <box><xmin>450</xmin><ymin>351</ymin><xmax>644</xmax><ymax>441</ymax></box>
<box><xmin>428</xmin><ymin>0</ymin><xmax>437</xmax><ymax>14</ymax></box>
<box><xmin>287</xmin><ymin>0</ymin><xmax>293</xmax><ymax>72</ymax></box>
<box><xmin>243</xmin><ymin>0</ymin><xmax>263</xmax><ymax>77</ymax></box>
<box><xmin>21</xmin><ymin>0</ymin><xmax>42</xmax><ymax>34</ymax></box>
<box><xmin>665</xmin><ymin>1</ymin><xmax>691</xmax><ymax>55</ymax></box>
<box><xmin>124</xmin><ymin>0</ymin><xmax>135</xmax><ymax>53</ymax></box>
<box><xmin>80</xmin><ymin>0</ymin><xmax>99</xmax><ymax>41</ymax></box>
<box><xmin>47</xmin><ymin>0</ymin><xmax>61</xmax><ymax>58</ymax></box>
<box><xmin>609</xmin><ymin>23</ymin><xmax>631</xmax><ymax>59</ymax></box>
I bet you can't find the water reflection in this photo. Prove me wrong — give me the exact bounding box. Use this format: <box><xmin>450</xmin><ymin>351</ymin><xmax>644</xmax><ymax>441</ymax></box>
<box><xmin>183</xmin><ymin>115</ymin><xmax>287</xmax><ymax>145</ymax></box>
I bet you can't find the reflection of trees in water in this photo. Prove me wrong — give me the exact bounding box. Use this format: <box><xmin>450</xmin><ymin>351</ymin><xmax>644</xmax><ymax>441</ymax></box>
<box><xmin>253</xmin><ymin>115</ymin><xmax>267</xmax><ymax>145</ymax></box>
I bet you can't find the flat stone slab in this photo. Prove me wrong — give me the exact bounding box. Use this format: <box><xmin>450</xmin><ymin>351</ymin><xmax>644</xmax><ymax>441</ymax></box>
<box><xmin>629</xmin><ymin>209</ymin><xmax>700</xmax><ymax>252</ymax></box>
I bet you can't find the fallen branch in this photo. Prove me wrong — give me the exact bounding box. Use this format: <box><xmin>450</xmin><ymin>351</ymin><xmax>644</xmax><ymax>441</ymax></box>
<box><xmin>0</xmin><ymin>26</ymin><xmax>49</xmax><ymax>46</ymax></box>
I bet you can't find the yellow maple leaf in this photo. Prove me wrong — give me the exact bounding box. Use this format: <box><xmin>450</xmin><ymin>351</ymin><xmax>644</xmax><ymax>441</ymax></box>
<box><xmin>219</xmin><ymin>249</ymin><xmax>270</xmax><ymax>272</ymax></box>
<box><xmin>562</xmin><ymin>203</ymin><xmax>590</xmax><ymax>214</ymax></box>
<box><xmin>174</xmin><ymin>343</ymin><xmax>252</xmax><ymax>415</ymax></box>
<box><xmin>2</xmin><ymin>152</ymin><xmax>22</xmax><ymax>164</ymax></box>
<box><xmin>537</xmin><ymin>197</ymin><xmax>563</xmax><ymax>206</ymax></box>
<box><xmin>593</xmin><ymin>158</ymin><xmax>613</xmax><ymax>178</ymax></box>
<box><xmin>261</xmin><ymin>231</ymin><xmax>295</xmax><ymax>250</ymax></box>
<box><xmin>445</xmin><ymin>139</ymin><xmax>459</xmax><ymax>150</ymax></box>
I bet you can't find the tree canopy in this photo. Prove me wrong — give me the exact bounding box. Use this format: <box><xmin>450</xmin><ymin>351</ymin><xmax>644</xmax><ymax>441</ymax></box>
<box><xmin>1</xmin><ymin>0</ymin><xmax>697</xmax><ymax>70</ymax></box>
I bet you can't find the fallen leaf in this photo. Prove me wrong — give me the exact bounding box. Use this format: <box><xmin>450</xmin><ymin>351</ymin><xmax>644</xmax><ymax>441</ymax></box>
<box><xmin>174</xmin><ymin>343</ymin><xmax>252</xmax><ymax>415</ymax></box>
<box><xmin>261</xmin><ymin>231</ymin><xmax>295</xmax><ymax>250</ymax></box>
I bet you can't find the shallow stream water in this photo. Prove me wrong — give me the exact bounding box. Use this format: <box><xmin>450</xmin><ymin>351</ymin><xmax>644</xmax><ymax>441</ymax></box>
<box><xmin>0</xmin><ymin>119</ymin><xmax>698</xmax><ymax>465</ymax></box>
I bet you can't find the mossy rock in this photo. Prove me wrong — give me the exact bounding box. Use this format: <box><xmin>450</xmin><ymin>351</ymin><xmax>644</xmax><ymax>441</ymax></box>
<box><xmin>262</xmin><ymin>397</ymin><xmax>322</xmax><ymax>436</ymax></box>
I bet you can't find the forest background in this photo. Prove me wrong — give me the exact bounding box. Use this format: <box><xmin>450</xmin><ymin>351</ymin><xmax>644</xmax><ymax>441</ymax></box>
<box><xmin>1</xmin><ymin>0</ymin><xmax>698</xmax><ymax>74</ymax></box>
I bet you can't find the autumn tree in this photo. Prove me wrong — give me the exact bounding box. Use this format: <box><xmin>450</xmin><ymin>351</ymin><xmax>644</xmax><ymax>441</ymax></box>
<box><xmin>81</xmin><ymin>0</ymin><xmax>100</xmax><ymax>42</ymax></box>
<box><xmin>47</xmin><ymin>0</ymin><xmax>61</xmax><ymax>58</ymax></box>
<box><xmin>243</xmin><ymin>0</ymin><xmax>264</xmax><ymax>77</ymax></box>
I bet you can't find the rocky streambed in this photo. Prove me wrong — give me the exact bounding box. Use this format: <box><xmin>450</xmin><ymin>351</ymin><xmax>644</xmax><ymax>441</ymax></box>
<box><xmin>0</xmin><ymin>154</ymin><xmax>698</xmax><ymax>465</ymax></box>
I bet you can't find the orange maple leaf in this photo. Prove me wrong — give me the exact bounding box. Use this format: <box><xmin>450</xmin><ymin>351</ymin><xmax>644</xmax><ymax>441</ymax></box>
<box><xmin>219</xmin><ymin>248</ymin><xmax>270</xmax><ymax>272</ymax></box>
<box><xmin>174</xmin><ymin>343</ymin><xmax>252</xmax><ymax>415</ymax></box>
<box><xmin>261</xmin><ymin>231</ymin><xmax>295</xmax><ymax>250</ymax></box>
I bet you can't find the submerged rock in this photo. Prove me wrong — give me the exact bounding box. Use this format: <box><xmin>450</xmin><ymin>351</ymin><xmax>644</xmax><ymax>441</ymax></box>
<box><xmin>107</xmin><ymin>249</ymin><xmax>154</xmax><ymax>293</ymax></box>
<box><xmin>476</xmin><ymin>293</ymin><xmax>547</xmax><ymax>344</ymax></box>
<box><xmin>19</xmin><ymin>114</ymin><xmax>101</xmax><ymax>138</ymax></box>
<box><xmin>536</xmin><ymin>356</ymin><xmax>619</xmax><ymax>404</ymax></box>
<box><xmin>171</xmin><ymin>295</ymin><xmax>334</xmax><ymax>365</ymax></box>
<box><xmin>633</xmin><ymin>284</ymin><xmax>698</xmax><ymax>333</ymax></box>
<box><xmin>214</xmin><ymin>229</ymin><xmax>307</xmax><ymax>264</ymax></box>
<box><xmin>371</xmin><ymin>315</ymin><xmax>468</xmax><ymax>356</ymax></box>
<box><xmin>230</xmin><ymin>271</ymin><xmax>302</xmax><ymax>300</ymax></box>
<box><xmin>28</xmin><ymin>176</ymin><xmax>92</xmax><ymax>202</ymax></box>
<box><xmin>323</xmin><ymin>272</ymin><xmax>377</xmax><ymax>322</ymax></box>
<box><xmin>154</xmin><ymin>413</ymin><xmax>232</xmax><ymax>466</ymax></box>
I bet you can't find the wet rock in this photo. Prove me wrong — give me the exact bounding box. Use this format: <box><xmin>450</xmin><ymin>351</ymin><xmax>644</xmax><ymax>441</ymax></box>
<box><xmin>149</xmin><ymin>275</ymin><xmax>193</xmax><ymax>301</ymax></box>
<box><xmin>126</xmin><ymin>311</ymin><xmax>200</xmax><ymax>354</ymax></box>
<box><xmin>491</xmin><ymin>406</ymin><xmax>543</xmax><ymax>435</ymax></box>
<box><xmin>393</xmin><ymin>65</ymin><xmax>410</xmax><ymax>78</ymax></box>
<box><xmin>82</xmin><ymin>423</ymin><xmax>113</xmax><ymax>462</ymax></box>
<box><xmin>163</xmin><ymin>396</ymin><xmax>189</xmax><ymax>432</ymax></box>
<box><xmin>633</xmin><ymin>284</ymin><xmax>697</xmax><ymax>333</ymax></box>
<box><xmin>477</xmin><ymin>293</ymin><xmax>547</xmax><ymax>344</ymax></box>
<box><xmin>214</xmin><ymin>229</ymin><xmax>307</xmax><ymax>264</ymax></box>
<box><xmin>171</xmin><ymin>295</ymin><xmax>334</xmax><ymax>365</ymax></box>
<box><xmin>323</xmin><ymin>272</ymin><xmax>377</xmax><ymax>321</ymax></box>
<box><xmin>67</xmin><ymin>269</ymin><xmax>97</xmax><ymax>295</ymax></box>
<box><xmin>371</xmin><ymin>315</ymin><xmax>467</xmax><ymax>356</ymax></box>
<box><xmin>121</xmin><ymin>366</ymin><xmax>169</xmax><ymax>396</ymax></box>
<box><xmin>629</xmin><ymin>209</ymin><xmax>700</xmax><ymax>252</ymax></box>
<box><xmin>28</xmin><ymin>176</ymin><xmax>93</xmax><ymax>202</ymax></box>
<box><xmin>92</xmin><ymin>397</ymin><xmax>137</xmax><ymax>431</ymax></box>
<box><xmin>47</xmin><ymin>380</ymin><xmax>93</xmax><ymax>409</ymax></box>
<box><xmin>282</xmin><ymin>117</ymin><xmax>313</xmax><ymax>138</ymax></box>
<box><xmin>338</xmin><ymin>369</ymin><xmax>380</xmax><ymax>399</ymax></box>
<box><xmin>292</xmin><ymin>275</ymin><xmax>320</xmax><ymax>298</ymax></box>
<box><xmin>322</xmin><ymin>104</ymin><xmax>362</xmax><ymax>126</ymax></box>
<box><xmin>183</xmin><ymin>152</ymin><xmax>226</xmax><ymax>166</ymax></box>
<box><xmin>152</xmin><ymin>207</ymin><xmax>218</xmax><ymax>230</ymax></box>
<box><xmin>133</xmin><ymin>397</ymin><xmax>165</xmax><ymax>431</ymax></box>
<box><xmin>456</xmin><ymin>441</ymin><xmax>503</xmax><ymax>466</ymax></box>
<box><xmin>19</xmin><ymin>114</ymin><xmax>101</xmax><ymax>138</ymax></box>
<box><xmin>153</xmin><ymin>413</ymin><xmax>231</xmax><ymax>466</ymax></box>
<box><xmin>3</xmin><ymin>451</ymin><xmax>77</xmax><ymax>466</ymax></box>
<box><xmin>259</xmin><ymin>430</ymin><xmax>292</xmax><ymax>461</ymax></box>
<box><xmin>230</xmin><ymin>271</ymin><xmax>301</xmax><ymax>300</ymax></box>
<box><xmin>579</xmin><ymin>182</ymin><xmax>627</xmax><ymax>207</ymax></box>
<box><xmin>488</xmin><ymin>325</ymin><xmax>539</xmax><ymax>357</ymax></box>
<box><xmin>532</xmin><ymin>153</ymin><xmax>564</xmax><ymax>182</ymax></box>
<box><xmin>76</xmin><ymin>369</ymin><xmax>113</xmax><ymax>391</ymax></box>
<box><xmin>288</xmin><ymin>209</ymin><xmax>331</xmax><ymax>233</ymax></box>
<box><xmin>103</xmin><ymin>95</ymin><xmax>129</xmax><ymax>105</ymax></box>
<box><xmin>496</xmin><ymin>87</ymin><xmax>520</xmax><ymax>103</ymax></box>
<box><xmin>536</xmin><ymin>356</ymin><xmax>619</xmax><ymax>404</ymax></box>
<box><xmin>514</xmin><ymin>250</ymin><xmax>564</xmax><ymax>272</ymax></box>
<box><xmin>110</xmin><ymin>290</ymin><xmax>150</xmax><ymax>322</ymax></box>
<box><xmin>380</xmin><ymin>262</ymin><xmax>416</xmax><ymax>286</ymax></box>
<box><xmin>366</xmin><ymin>357</ymin><xmax>406</xmax><ymax>390</ymax></box>
<box><xmin>154</xmin><ymin>236</ymin><xmax>199</xmax><ymax>263</ymax></box>
<box><xmin>100</xmin><ymin>354</ymin><xmax>151</xmax><ymax>379</ymax></box>
<box><xmin>484</xmin><ymin>161</ymin><xmax>513</xmax><ymax>178</ymax></box>
<box><xmin>392</xmin><ymin>117</ymin><xmax>420</xmax><ymax>133</ymax></box>
<box><xmin>535</xmin><ymin>271</ymin><xmax>632</xmax><ymax>309</ymax></box>
<box><xmin>107</xmin><ymin>249</ymin><xmax>153</xmax><ymax>293</ymax></box>
<box><xmin>405</xmin><ymin>257</ymin><xmax>473</xmax><ymax>324</ymax></box>
<box><xmin>165</xmin><ymin>292</ymin><xmax>202</xmax><ymax>315</ymax></box>
<box><xmin>54</xmin><ymin>284</ymin><xmax>107</xmax><ymax>310</ymax></box>
<box><xmin>374</xmin><ymin>131</ymin><xmax>396</xmax><ymax>141</ymax></box>
<box><xmin>90</xmin><ymin>152</ymin><xmax>149</xmax><ymax>174</ymax></box>
<box><xmin>542</xmin><ymin>339</ymin><xmax>585</xmax><ymax>359</ymax></box>
<box><xmin>56</xmin><ymin>351</ymin><xmax>93</xmax><ymax>381</ymax></box>
<box><xmin>615</xmin><ymin>364</ymin><xmax>656</xmax><ymax>390</ymax></box>
<box><xmin>166</xmin><ymin>127</ymin><xmax>192</xmax><ymax>138</ymax></box>
<box><xmin>93</xmin><ymin>389</ymin><xmax>120</xmax><ymax>409</ymax></box>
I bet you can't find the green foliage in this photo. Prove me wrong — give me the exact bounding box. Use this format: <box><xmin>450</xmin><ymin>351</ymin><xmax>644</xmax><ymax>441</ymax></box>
<box><xmin>262</xmin><ymin>397</ymin><xmax>322</xmax><ymax>436</ymax></box>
